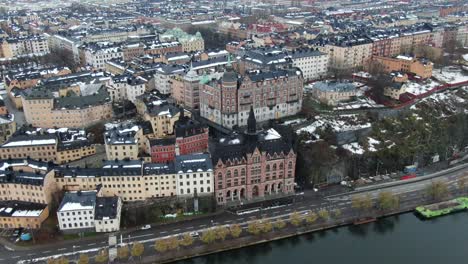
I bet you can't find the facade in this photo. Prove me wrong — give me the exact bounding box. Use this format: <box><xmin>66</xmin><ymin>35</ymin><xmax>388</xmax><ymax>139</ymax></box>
<box><xmin>22</xmin><ymin>86</ymin><xmax>113</xmax><ymax>128</ymax></box>
<box><xmin>384</xmin><ymin>82</ymin><xmax>408</xmax><ymax>100</ymax></box>
<box><xmin>106</xmin><ymin>75</ymin><xmax>147</xmax><ymax>103</ymax></box>
<box><xmin>310</xmin><ymin>81</ymin><xmax>358</xmax><ymax>105</ymax></box>
<box><xmin>0</xmin><ymin>128</ymin><xmax>95</xmax><ymax>164</ymax></box>
<box><xmin>211</xmin><ymin>110</ymin><xmax>296</xmax><ymax>205</ymax></box>
<box><xmin>372</xmin><ymin>55</ymin><xmax>433</xmax><ymax>79</ymax></box>
<box><xmin>170</xmin><ymin>67</ymin><xmax>201</xmax><ymax>110</ymax></box>
<box><xmin>0</xmin><ymin>114</ymin><xmax>16</xmax><ymax>144</ymax></box>
<box><xmin>52</xmin><ymin>154</ymin><xmax>214</xmax><ymax>202</ymax></box>
<box><xmin>0</xmin><ymin>35</ymin><xmax>49</xmax><ymax>59</ymax></box>
<box><xmin>153</xmin><ymin>64</ymin><xmax>186</xmax><ymax>95</ymax></box>
<box><xmin>83</xmin><ymin>44</ymin><xmax>124</xmax><ymax>70</ymax></box>
<box><xmin>0</xmin><ymin>202</ymin><xmax>49</xmax><ymax>229</ymax></box>
<box><xmin>175</xmin><ymin>154</ymin><xmax>214</xmax><ymax>197</ymax></box>
<box><xmin>290</xmin><ymin>49</ymin><xmax>329</xmax><ymax>81</ymax></box>
<box><xmin>160</xmin><ymin>28</ymin><xmax>204</xmax><ymax>52</ymax></box>
<box><xmin>148</xmin><ymin>115</ymin><xmax>209</xmax><ymax>163</ymax></box>
<box><xmin>94</xmin><ymin>196</ymin><xmax>122</xmax><ymax>233</ymax></box>
<box><xmin>0</xmin><ymin>159</ymin><xmax>57</xmax><ymax>205</ymax></box>
<box><xmin>104</xmin><ymin>122</ymin><xmax>145</xmax><ymax>161</ymax></box>
<box><xmin>143</xmin><ymin>103</ymin><xmax>190</xmax><ymax>138</ymax></box>
<box><xmin>200</xmin><ymin>64</ymin><xmax>303</xmax><ymax>129</ymax></box>
<box><xmin>57</xmin><ymin>190</ymin><xmax>98</xmax><ymax>233</ymax></box>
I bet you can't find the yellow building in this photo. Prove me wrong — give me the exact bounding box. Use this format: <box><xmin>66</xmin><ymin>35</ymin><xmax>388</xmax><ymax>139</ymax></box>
<box><xmin>0</xmin><ymin>202</ymin><xmax>49</xmax><ymax>229</ymax></box>
<box><xmin>372</xmin><ymin>55</ymin><xmax>433</xmax><ymax>79</ymax></box>
<box><xmin>22</xmin><ymin>86</ymin><xmax>113</xmax><ymax>129</ymax></box>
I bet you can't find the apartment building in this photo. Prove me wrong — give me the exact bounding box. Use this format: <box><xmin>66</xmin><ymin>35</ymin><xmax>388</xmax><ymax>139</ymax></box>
<box><xmin>94</xmin><ymin>196</ymin><xmax>122</xmax><ymax>233</ymax></box>
<box><xmin>148</xmin><ymin>114</ymin><xmax>208</xmax><ymax>163</ymax></box>
<box><xmin>104</xmin><ymin>122</ymin><xmax>145</xmax><ymax>161</ymax></box>
<box><xmin>323</xmin><ymin>40</ymin><xmax>373</xmax><ymax>71</ymax></box>
<box><xmin>160</xmin><ymin>28</ymin><xmax>204</xmax><ymax>52</ymax></box>
<box><xmin>175</xmin><ymin>154</ymin><xmax>214</xmax><ymax>197</ymax></box>
<box><xmin>57</xmin><ymin>190</ymin><xmax>98</xmax><ymax>233</ymax></box>
<box><xmin>142</xmin><ymin>102</ymin><xmax>191</xmax><ymax>138</ymax></box>
<box><xmin>49</xmin><ymin>34</ymin><xmax>81</xmax><ymax>65</ymax></box>
<box><xmin>310</xmin><ymin>81</ymin><xmax>358</xmax><ymax>106</ymax></box>
<box><xmin>0</xmin><ymin>115</ymin><xmax>16</xmax><ymax>144</ymax></box>
<box><xmin>170</xmin><ymin>67</ymin><xmax>201</xmax><ymax>110</ymax></box>
<box><xmin>200</xmin><ymin>64</ymin><xmax>303</xmax><ymax>129</ymax></box>
<box><xmin>144</xmin><ymin>41</ymin><xmax>182</xmax><ymax>55</ymax></box>
<box><xmin>372</xmin><ymin>55</ymin><xmax>433</xmax><ymax>79</ymax></box>
<box><xmin>290</xmin><ymin>48</ymin><xmax>329</xmax><ymax>81</ymax></box>
<box><xmin>211</xmin><ymin>110</ymin><xmax>296</xmax><ymax>205</ymax></box>
<box><xmin>0</xmin><ymin>201</ymin><xmax>49</xmax><ymax>229</ymax></box>
<box><xmin>22</xmin><ymin>86</ymin><xmax>113</xmax><ymax>128</ymax></box>
<box><xmin>83</xmin><ymin>43</ymin><xmax>124</xmax><ymax>70</ymax></box>
<box><xmin>0</xmin><ymin>128</ymin><xmax>95</xmax><ymax>164</ymax></box>
<box><xmin>106</xmin><ymin>75</ymin><xmax>147</xmax><ymax>103</ymax></box>
<box><xmin>0</xmin><ymin>159</ymin><xmax>56</xmax><ymax>206</ymax></box>
<box><xmin>0</xmin><ymin>35</ymin><xmax>49</xmax><ymax>59</ymax></box>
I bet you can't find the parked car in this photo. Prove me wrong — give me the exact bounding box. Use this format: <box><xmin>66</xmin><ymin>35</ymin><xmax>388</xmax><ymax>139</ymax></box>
<box><xmin>140</xmin><ymin>225</ymin><xmax>151</xmax><ymax>230</ymax></box>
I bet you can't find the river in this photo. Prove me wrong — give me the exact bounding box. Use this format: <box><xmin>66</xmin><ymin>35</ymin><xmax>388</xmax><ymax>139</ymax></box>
<box><xmin>176</xmin><ymin>212</ymin><xmax>468</xmax><ymax>264</ymax></box>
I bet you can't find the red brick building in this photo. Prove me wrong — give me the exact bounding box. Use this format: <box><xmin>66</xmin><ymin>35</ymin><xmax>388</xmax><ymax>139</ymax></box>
<box><xmin>148</xmin><ymin>115</ymin><xmax>209</xmax><ymax>163</ymax></box>
<box><xmin>211</xmin><ymin>108</ymin><xmax>296</xmax><ymax>205</ymax></box>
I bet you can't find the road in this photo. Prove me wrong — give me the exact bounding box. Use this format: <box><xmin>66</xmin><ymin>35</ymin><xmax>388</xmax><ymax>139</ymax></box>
<box><xmin>3</xmin><ymin>163</ymin><xmax>467</xmax><ymax>264</ymax></box>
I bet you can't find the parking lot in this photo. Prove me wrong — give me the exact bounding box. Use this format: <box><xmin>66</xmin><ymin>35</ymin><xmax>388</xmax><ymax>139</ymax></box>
<box><xmin>0</xmin><ymin>228</ymin><xmax>22</xmax><ymax>243</ymax></box>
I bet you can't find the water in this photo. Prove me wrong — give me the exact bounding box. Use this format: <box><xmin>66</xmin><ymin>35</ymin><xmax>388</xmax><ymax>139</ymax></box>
<box><xmin>176</xmin><ymin>212</ymin><xmax>468</xmax><ymax>264</ymax></box>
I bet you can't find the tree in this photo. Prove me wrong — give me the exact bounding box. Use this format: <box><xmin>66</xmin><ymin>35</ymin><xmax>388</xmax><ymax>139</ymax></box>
<box><xmin>351</xmin><ymin>196</ymin><xmax>364</xmax><ymax>211</ymax></box>
<box><xmin>274</xmin><ymin>219</ymin><xmax>286</xmax><ymax>230</ymax></box>
<box><xmin>154</xmin><ymin>239</ymin><xmax>168</xmax><ymax>253</ymax></box>
<box><xmin>247</xmin><ymin>221</ymin><xmax>262</xmax><ymax>235</ymax></box>
<box><xmin>117</xmin><ymin>245</ymin><xmax>129</xmax><ymax>260</ymax></box>
<box><xmin>458</xmin><ymin>177</ymin><xmax>466</xmax><ymax>194</ymax></box>
<box><xmin>333</xmin><ymin>209</ymin><xmax>342</xmax><ymax>218</ymax></box>
<box><xmin>201</xmin><ymin>229</ymin><xmax>217</xmax><ymax>244</ymax></box>
<box><xmin>131</xmin><ymin>242</ymin><xmax>145</xmax><ymax>260</ymax></box>
<box><xmin>94</xmin><ymin>249</ymin><xmax>108</xmax><ymax>263</ymax></box>
<box><xmin>318</xmin><ymin>209</ymin><xmax>330</xmax><ymax>221</ymax></box>
<box><xmin>261</xmin><ymin>220</ymin><xmax>273</xmax><ymax>233</ymax></box>
<box><xmin>362</xmin><ymin>194</ymin><xmax>374</xmax><ymax>211</ymax></box>
<box><xmin>166</xmin><ymin>237</ymin><xmax>179</xmax><ymax>250</ymax></box>
<box><xmin>180</xmin><ymin>233</ymin><xmax>194</xmax><ymax>247</ymax></box>
<box><xmin>305</xmin><ymin>212</ymin><xmax>318</xmax><ymax>225</ymax></box>
<box><xmin>77</xmin><ymin>254</ymin><xmax>89</xmax><ymax>264</ymax></box>
<box><xmin>377</xmin><ymin>191</ymin><xmax>400</xmax><ymax>212</ymax></box>
<box><xmin>426</xmin><ymin>181</ymin><xmax>449</xmax><ymax>201</ymax></box>
<box><xmin>289</xmin><ymin>212</ymin><xmax>303</xmax><ymax>226</ymax></box>
<box><xmin>215</xmin><ymin>226</ymin><xmax>230</xmax><ymax>241</ymax></box>
<box><xmin>230</xmin><ymin>224</ymin><xmax>242</xmax><ymax>238</ymax></box>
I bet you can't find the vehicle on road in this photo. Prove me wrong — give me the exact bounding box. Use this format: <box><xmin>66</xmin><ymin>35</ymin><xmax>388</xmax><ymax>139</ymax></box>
<box><xmin>189</xmin><ymin>231</ymin><xmax>199</xmax><ymax>238</ymax></box>
<box><xmin>140</xmin><ymin>225</ymin><xmax>151</xmax><ymax>230</ymax></box>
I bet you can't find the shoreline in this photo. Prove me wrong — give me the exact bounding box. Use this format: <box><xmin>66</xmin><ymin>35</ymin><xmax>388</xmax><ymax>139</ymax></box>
<box><xmin>143</xmin><ymin>207</ymin><xmax>416</xmax><ymax>264</ymax></box>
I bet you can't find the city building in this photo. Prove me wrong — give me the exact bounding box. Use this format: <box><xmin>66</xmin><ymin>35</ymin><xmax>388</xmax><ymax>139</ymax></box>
<box><xmin>372</xmin><ymin>55</ymin><xmax>433</xmax><ymax>79</ymax></box>
<box><xmin>83</xmin><ymin>43</ymin><xmax>124</xmax><ymax>70</ymax></box>
<box><xmin>0</xmin><ymin>201</ymin><xmax>49</xmax><ymax>229</ymax></box>
<box><xmin>57</xmin><ymin>190</ymin><xmax>99</xmax><ymax>234</ymax></box>
<box><xmin>94</xmin><ymin>196</ymin><xmax>122</xmax><ymax>233</ymax></box>
<box><xmin>104</xmin><ymin>122</ymin><xmax>147</xmax><ymax>161</ymax></box>
<box><xmin>22</xmin><ymin>86</ymin><xmax>113</xmax><ymax>128</ymax></box>
<box><xmin>106</xmin><ymin>75</ymin><xmax>147</xmax><ymax>103</ymax></box>
<box><xmin>160</xmin><ymin>28</ymin><xmax>204</xmax><ymax>52</ymax></box>
<box><xmin>310</xmin><ymin>81</ymin><xmax>358</xmax><ymax>106</ymax></box>
<box><xmin>0</xmin><ymin>128</ymin><xmax>96</xmax><ymax>164</ymax></box>
<box><xmin>200</xmin><ymin>62</ymin><xmax>303</xmax><ymax>129</ymax></box>
<box><xmin>0</xmin><ymin>114</ymin><xmax>16</xmax><ymax>144</ymax></box>
<box><xmin>0</xmin><ymin>35</ymin><xmax>49</xmax><ymax>59</ymax></box>
<box><xmin>211</xmin><ymin>109</ymin><xmax>296</xmax><ymax>204</ymax></box>
<box><xmin>384</xmin><ymin>82</ymin><xmax>408</xmax><ymax>100</ymax></box>
<box><xmin>0</xmin><ymin>159</ymin><xmax>57</xmax><ymax>205</ymax></box>
<box><xmin>174</xmin><ymin>153</ymin><xmax>214</xmax><ymax>197</ymax></box>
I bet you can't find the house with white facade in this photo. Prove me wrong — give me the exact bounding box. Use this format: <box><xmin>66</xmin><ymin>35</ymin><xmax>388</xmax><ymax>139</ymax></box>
<box><xmin>106</xmin><ymin>74</ymin><xmax>147</xmax><ymax>103</ymax></box>
<box><xmin>175</xmin><ymin>153</ymin><xmax>214</xmax><ymax>197</ymax></box>
<box><xmin>57</xmin><ymin>190</ymin><xmax>98</xmax><ymax>234</ymax></box>
<box><xmin>83</xmin><ymin>43</ymin><xmax>123</xmax><ymax>70</ymax></box>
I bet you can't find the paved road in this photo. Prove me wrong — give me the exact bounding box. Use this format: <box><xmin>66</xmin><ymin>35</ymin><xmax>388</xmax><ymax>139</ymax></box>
<box><xmin>3</xmin><ymin>164</ymin><xmax>468</xmax><ymax>264</ymax></box>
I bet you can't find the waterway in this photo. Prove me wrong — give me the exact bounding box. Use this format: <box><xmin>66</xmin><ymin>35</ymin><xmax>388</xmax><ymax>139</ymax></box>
<box><xmin>176</xmin><ymin>212</ymin><xmax>468</xmax><ymax>264</ymax></box>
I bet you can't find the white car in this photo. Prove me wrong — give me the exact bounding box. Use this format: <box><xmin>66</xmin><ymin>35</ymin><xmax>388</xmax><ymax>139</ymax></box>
<box><xmin>189</xmin><ymin>231</ymin><xmax>199</xmax><ymax>238</ymax></box>
<box><xmin>140</xmin><ymin>224</ymin><xmax>151</xmax><ymax>230</ymax></box>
